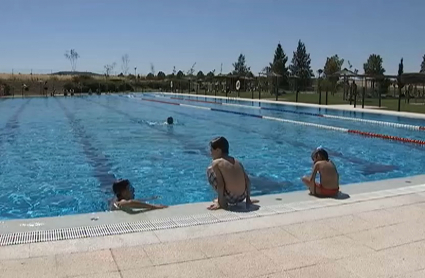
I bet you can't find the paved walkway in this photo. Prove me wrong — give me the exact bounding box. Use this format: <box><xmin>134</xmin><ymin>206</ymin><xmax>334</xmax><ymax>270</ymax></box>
<box><xmin>160</xmin><ymin>92</ymin><xmax>425</xmax><ymax>119</ymax></box>
<box><xmin>1</xmin><ymin>191</ymin><xmax>425</xmax><ymax>277</ymax></box>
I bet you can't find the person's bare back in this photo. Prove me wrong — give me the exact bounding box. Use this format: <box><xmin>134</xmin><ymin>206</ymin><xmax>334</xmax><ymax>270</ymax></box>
<box><xmin>315</xmin><ymin>160</ymin><xmax>339</xmax><ymax>190</ymax></box>
<box><xmin>212</xmin><ymin>157</ymin><xmax>246</xmax><ymax>197</ymax></box>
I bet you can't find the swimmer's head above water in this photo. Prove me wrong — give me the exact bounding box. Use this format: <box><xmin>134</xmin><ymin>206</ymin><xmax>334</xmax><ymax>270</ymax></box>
<box><xmin>112</xmin><ymin>179</ymin><xmax>135</xmax><ymax>201</ymax></box>
<box><xmin>166</xmin><ymin>117</ymin><xmax>174</xmax><ymax>125</ymax></box>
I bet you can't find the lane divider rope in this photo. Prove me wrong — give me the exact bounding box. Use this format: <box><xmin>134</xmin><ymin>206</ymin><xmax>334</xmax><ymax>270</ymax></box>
<box><xmin>168</xmin><ymin>96</ymin><xmax>425</xmax><ymax>131</ymax></box>
<box><xmin>138</xmin><ymin>97</ymin><xmax>425</xmax><ymax>146</ymax></box>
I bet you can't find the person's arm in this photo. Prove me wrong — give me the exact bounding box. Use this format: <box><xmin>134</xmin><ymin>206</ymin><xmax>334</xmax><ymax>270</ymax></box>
<box><xmin>309</xmin><ymin>162</ymin><xmax>320</xmax><ymax>183</ymax></box>
<box><xmin>115</xmin><ymin>200</ymin><xmax>167</xmax><ymax>210</ymax></box>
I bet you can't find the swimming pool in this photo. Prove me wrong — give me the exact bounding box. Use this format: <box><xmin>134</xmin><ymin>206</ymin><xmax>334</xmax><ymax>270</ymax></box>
<box><xmin>0</xmin><ymin>94</ymin><xmax>424</xmax><ymax>220</ymax></box>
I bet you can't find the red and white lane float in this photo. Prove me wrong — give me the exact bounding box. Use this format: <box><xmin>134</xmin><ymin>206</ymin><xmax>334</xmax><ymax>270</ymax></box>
<box><xmin>138</xmin><ymin>97</ymin><xmax>425</xmax><ymax>146</ymax></box>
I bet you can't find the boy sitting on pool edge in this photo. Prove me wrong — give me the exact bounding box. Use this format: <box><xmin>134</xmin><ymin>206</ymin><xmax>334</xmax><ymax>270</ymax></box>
<box><xmin>206</xmin><ymin>136</ymin><xmax>259</xmax><ymax>210</ymax></box>
<box><xmin>112</xmin><ymin>179</ymin><xmax>168</xmax><ymax>211</ymax></box>
<box><xmin>302</xmin><ymin>147</ymin><xmax>340</xmax><ymax>197</ymax></box>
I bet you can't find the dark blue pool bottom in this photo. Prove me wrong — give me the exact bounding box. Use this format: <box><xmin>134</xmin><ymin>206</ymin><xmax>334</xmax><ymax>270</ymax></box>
<box><xmin>55</xmin><ymin>98</ymin><xmax>116</xmax><ymax>191</ymax></box>
<box><xmin>0</xmin><ymin>99</ymin><xmax>30</xmax><ymax>145</ymax></box>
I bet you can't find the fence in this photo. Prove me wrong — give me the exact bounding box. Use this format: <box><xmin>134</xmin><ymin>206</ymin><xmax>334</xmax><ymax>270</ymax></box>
<box><xmin>168</xmin><ymin>77</ymin><xmax>425</xmax><ymax>114</ymax></box>
<box><xmin>1</xmin><ymin>71</ymin><xmax>424</xmax><ymax>114</ymax></box>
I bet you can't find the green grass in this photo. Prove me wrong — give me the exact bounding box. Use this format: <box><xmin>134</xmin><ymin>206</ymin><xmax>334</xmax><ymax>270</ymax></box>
<box><xmin>182</xmin><ymin>90</ymin><xmax>425</xmax><ymax>114</ymax></box>
<box><xmin>279</xmin><ymin>93</ymin><xmax>425</xmax><ymax>113</ymax></box>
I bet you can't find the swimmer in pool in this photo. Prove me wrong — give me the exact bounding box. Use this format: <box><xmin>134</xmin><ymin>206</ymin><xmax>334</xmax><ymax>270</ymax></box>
<box><xmin>166</xmin><ymin>117</ymin><xmax>174</xmax><ymax>125</ymax></box>
<box><xmin>111</xmin><ymin>179</ymin><xmax>168</xmax><ymax>211</ymax></box>
<box><xmin>302</xmin><ymin>147</ymin><xmax>340</xmax><ymax>197</ymax></box>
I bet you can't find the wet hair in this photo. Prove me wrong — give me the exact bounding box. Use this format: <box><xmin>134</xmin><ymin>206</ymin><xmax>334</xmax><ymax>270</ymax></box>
<box><xmin>112</xmin><ymin>179</ymin><xmax>130</xmax><ymax>199</ymax></box>
<box><xmin>210</xmin><ymin>136</ymin><xmax>229</xmax><ymax>154</ymax></box>
<box><xmin>167</xmin><ymin>117</ymin><xmax>174</xmax><ymax>124</ymax></box>
<box><xmin>311</xmin><ymin>148</ymin><xmax>329</xmax><ymax>161</ymax></box>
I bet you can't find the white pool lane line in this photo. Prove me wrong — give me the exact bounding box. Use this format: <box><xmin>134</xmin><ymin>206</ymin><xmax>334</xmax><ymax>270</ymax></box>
<box><xmin>164</xmin><ymin>95</ymin><xmax>425</xmax><ymax>131</ymax></box>
<box><xmin>1</xmin><ymin>183</ymin><xmax>425</xmax><ymax>247</ymax></box>
<box><xmin>136</xmin><ymin>96</ymin><xmax>425</xmax><ymax>146</ymax></box>
<box><xmin>158</xmin><ymin>92</ymin><xmax>425</xmax><ymax>120</ymax></box>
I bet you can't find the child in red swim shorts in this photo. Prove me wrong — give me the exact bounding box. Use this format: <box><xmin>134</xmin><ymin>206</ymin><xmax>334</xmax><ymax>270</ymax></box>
<box><xmin>302</xmin><ymin>148</ymin><xmax>340</xmax><ymax>197</ymax></box>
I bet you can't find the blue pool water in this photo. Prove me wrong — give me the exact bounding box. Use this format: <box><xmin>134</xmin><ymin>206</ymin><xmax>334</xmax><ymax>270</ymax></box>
<box><xmin>0</xmin><ymin>94</ymin><xmax>425</xmax><ymax>220</ymax></box>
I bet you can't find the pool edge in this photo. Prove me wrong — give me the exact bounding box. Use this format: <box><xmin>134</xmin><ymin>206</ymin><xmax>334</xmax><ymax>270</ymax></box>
<box><xmin>1</xmin><ymin>175</ymin><xmax>425</xmax><ymax>246</ymax></box>
<box><xmin>156</xmin><ymin>92</ymin><xmax>425</xmax><ymax>120</ymax></box>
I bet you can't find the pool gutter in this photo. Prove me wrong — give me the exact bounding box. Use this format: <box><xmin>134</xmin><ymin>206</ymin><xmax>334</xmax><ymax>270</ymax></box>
<box><xmin>1</xmin><ymin>175</ymin><xmax>425</xmax><ymax>246</ymax></box>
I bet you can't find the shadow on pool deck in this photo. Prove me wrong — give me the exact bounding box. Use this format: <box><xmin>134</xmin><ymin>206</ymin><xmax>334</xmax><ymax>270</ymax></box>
<box><xmin>309</xmin><ymin>191</ymin><xmax>351</xmax><ymax>200</ymax></box>
<box><xmin>226</xmin><ymin>203</ymin><xmax>261</xmax><ymax>213</ymax></box>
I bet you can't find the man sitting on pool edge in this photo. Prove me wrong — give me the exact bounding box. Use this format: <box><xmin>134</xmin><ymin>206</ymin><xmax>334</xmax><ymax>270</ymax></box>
<box><xmin>111</xmin><ymin>179</ymin><xmax>168</xmax><ymax>211</ymax></box>
<box><xmin>206</xmin><ymin>136</ymin><xmax>259</xmax><ymax>210</ymax></box>
<box><xmin>302</xmin><ymin>147</ymin><xmax>340</xmax><ymax>197</ymax></box>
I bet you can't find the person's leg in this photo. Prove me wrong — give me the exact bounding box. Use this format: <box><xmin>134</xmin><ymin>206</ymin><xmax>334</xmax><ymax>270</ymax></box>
<box><xmin>302</xmin><ymin>176</ymin><xmax>315</xmax><ymax>194</ymax></box>
<box><xmin>207</xmin><ymin>167</ymin><xmax>228</xmax><ymax>210</ymax></box>
<box><xmin>208</xmin><ymin>168</ymin><xmax>220</xmax><ymax>204</ymax></box>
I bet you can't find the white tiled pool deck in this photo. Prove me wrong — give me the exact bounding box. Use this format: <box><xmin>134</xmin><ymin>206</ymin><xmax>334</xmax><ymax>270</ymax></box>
<box><xmin>1</xmin><ymin>175</ymin><xmax>425</xmax><ymax>277</ymax></box>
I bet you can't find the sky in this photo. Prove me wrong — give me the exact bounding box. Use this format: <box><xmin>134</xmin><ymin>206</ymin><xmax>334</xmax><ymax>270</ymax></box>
<box><xmin>1</xmin><ymin>0</ymin><xmax>424</xmax><ymax>76</ymax></box>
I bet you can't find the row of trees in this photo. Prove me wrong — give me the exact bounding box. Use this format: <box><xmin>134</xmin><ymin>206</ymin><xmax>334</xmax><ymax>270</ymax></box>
<box><xmin>64</xmin><ymin>47</ymin><xmax>425</xmax><ymax>92</ymax></box>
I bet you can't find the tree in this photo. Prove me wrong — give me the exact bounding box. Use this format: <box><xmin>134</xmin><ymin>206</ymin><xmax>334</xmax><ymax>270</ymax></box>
<box><xmin>187</xmin><ymin>63</ymin><xmax>196</xmax><ymax>76</ymax></box>
<box><xmin>317</xmin><ymin>69</ymin><xmax>323</xmax><ymax>78</ymax></box>
<box><xmin>197</xmin><ymin>71</ymin><xmax>205</xmax><ymax>79</ymax></box>
<box><xmin>176</xmin><ymin>70</ymin><xmax>185</xmax><ymax>79</ymax></box>
<box><xmin>420</xmin><ymin>55</ymin><xmax>425</xmax><ymax>73</ymax></box>
<box><xmin>262</xmin><ymin>66</ymin><xmax>271</xmax><ymax>74</ymax></box>
<box><xmin>289</xmin><ymin>40</ymin><xmax>314</xmax><ymax>90</ymax></box>
<box><xmin>172</xmin><ymin>66</ymin><xmax>177</xmax><ymax>75</ymax></box>
<box><xmin>397</xmin><ymin>58</ymin><xmax>404</xmax><ymax>110</ymax></box>
<box><xmin>64</xmin><ymin>49</ymin><xmax>80</xmax><ymax>72</ymax></box>
<box><xmin>121</xmin><ymin>54</ymin><xmax>130</xmax><ymax>75</ymax></box>
<box><xmin>397</xmin><ymin>58</ymin><xmax>404</xmax><ymax>89</ymax></box>
<box><xmin>146</xmin><ymin>73</ymin><xmax>155</xmax><ymax>80</ymax></box>
<box><xmin>269</xmin><ymin>43</ymin><xmax>289</xmax><ymax>86</ymax></box>
<box><xmin>157</xmin><ymin>71</ymin><xmax>166</xmax><ymax>79</ymax></box>
<box><xmin>324</xmin><ymin>55</ymin><xmax>344</xmax><ymax>77</ymax></box>
<box><xmin>323</xmin><ymin>55</ymin><xmax>344</xmax><ymax>92</ymax></box>
<box><xmin>104</xmin><ymin>62</ymin><xmax>116</xmax><ymax>77</ymax></box>
<box><xmin>348</xmin><ymin>61</ymin><xmax>359</xmax><ymax>75</ymax></box>
<box><xmin>150</xmin><ymin>63</ymin><xmax>155</xmax><ymax>75</ymax></box>
<box><xmin>206</xmin><ymin>70</ymin><xmax>215</xmax><ymax>81</ymax></box>
<box><xmin>363</xmin><ymin>54</ymin><xmax>385</xmax><ymax>88</ymax></box>
<box><xmin>232</xmin><ymin>54</ymin><xmax>250</xmax><ymax>76</ymax></box>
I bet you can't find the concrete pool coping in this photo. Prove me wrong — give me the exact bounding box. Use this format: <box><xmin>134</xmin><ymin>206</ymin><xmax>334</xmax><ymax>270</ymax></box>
<box><xmin>1</xmin><ymin>175</ymin><xmax>425</xmax><ymax>246</ymax></box>
<box><xmin>156</xmin><ymin>92</ymin><xmax>425</xmax><ymax>120</ymax></box>
<box><xmin>3</xmin><ymin>185</ymin><xmax>425</xmax><ymax>277</ymax></box>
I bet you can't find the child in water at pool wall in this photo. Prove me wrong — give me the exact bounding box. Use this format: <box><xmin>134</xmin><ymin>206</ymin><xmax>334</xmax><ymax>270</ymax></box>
<box><xmin>302</xmin><ymin>147</ymin><xmax>340</xmax><ymax>197</ymax></box>
<box><xmin>112</xmin><ymin>179</ymin><xmax>168</xmax><ymax>211</ymax></box>
<box><xmin>206</xmin><ymin>136</ymin><xmax>259</xmax><ymax>210</ymax></box>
